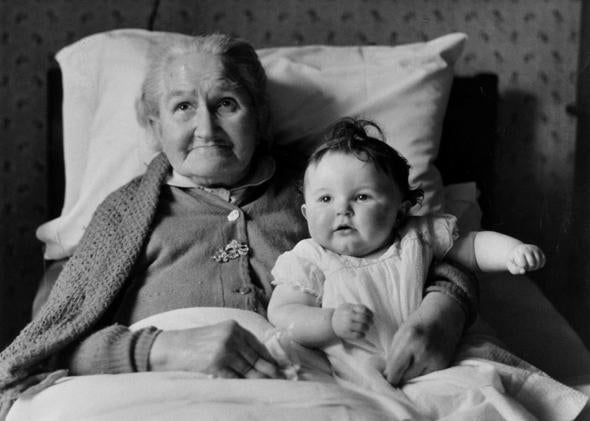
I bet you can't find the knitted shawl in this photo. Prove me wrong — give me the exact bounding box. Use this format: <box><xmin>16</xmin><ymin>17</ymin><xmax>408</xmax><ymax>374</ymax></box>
<box><xmin>0</xmin><ymin>153</ymin><xmax>171</xmax><ymax>416</ymax></box>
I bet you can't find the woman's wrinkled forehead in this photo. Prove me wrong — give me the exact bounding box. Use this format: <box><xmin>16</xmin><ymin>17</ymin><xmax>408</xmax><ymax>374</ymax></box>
<box><xmin>161</xmin><ymin>52</ymin><xmax>241</xmax><ymax>94</ymax></box>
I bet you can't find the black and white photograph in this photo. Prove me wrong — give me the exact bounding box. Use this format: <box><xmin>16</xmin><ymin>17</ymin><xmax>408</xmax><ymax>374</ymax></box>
<box><xmin>1</xmin><ymin>1</ymin><xmax>589</xmax><ymax>419</ymax></box>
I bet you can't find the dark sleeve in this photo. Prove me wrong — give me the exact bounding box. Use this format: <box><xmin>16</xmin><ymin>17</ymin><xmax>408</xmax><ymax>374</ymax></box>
<box><xmin>424</xmin><ymin>260</ymin><xmax>479</xmax><ymax>328</ymax></box>
<box><xmin>60</xmin><ymin>325</ymin><xmax>161</xmax><ymax>374</ymax></box>
<box><xmin>38</xmin><ymin>254</ymin><xmax>162</xmax><ymax>375</ymax></box>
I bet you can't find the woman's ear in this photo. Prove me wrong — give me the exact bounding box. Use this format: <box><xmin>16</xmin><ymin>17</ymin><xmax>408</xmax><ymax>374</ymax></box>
<box><xmin>301</xmin><ymin>204</ymin><xmax>308</xmax><ymax>220</ymax></box>
<box><xmin>145</xmin><ymin>117</ymin><xmax>163</xmax><ymax>151</ymax></box>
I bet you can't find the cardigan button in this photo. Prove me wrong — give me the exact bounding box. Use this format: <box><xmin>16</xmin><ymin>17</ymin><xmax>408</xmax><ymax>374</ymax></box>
<box><xmin>227</xmin><ymin>210</ymin><xmax>240</xmax><ymax>221</ymax></box>
<box><xmin>235</xmin><ymin>286</ymin><xmax>253</xmax><ymax>295</ymax></box>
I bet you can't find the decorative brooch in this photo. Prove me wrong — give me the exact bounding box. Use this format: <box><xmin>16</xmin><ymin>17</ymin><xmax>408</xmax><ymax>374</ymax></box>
<box><xmin>212</xmin><ymin>239</ymin><xmax>250</xmax><ymax>263</ymax></box>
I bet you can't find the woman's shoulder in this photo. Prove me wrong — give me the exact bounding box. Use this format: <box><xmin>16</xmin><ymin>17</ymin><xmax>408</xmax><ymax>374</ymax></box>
<box><xmin>99</xmin><ymin>153</ymin><xmax>170</xmax><ymax>212</ymax></box>
<box><xmin>98</xmin><ymin>176</ymin><xmax>144</xmax><ymax>211</ymax></box>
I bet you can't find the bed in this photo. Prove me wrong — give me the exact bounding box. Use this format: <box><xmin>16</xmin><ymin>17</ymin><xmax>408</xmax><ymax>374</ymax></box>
<box><xmin>4</xmin><ymin>29</ymin><xmax>590</xmax><ymax>420</ymax></box>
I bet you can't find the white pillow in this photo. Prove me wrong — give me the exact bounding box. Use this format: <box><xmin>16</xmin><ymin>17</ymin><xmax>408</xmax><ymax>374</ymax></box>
<box><xmin>37</xmin><ymin>29</ymin><xmax>466</xmax><ymax>259</ymax></box>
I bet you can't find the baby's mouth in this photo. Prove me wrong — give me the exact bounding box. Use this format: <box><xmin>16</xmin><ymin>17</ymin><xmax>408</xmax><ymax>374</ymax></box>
<box><xmin>334</xmin><ymin>224</ymin><xmax>354</xmax><ymax>232</ymax></box>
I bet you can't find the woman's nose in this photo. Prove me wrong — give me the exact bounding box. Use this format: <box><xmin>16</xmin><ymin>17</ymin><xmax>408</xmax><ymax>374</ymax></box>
<box><xmin>194</xmin><ymin>107</ymin><xmax>215</xmax><ymax>139</ymax></box>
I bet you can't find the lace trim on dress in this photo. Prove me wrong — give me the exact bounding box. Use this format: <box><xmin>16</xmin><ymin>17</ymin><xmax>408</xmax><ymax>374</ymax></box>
<box><xmin>272</xmin><ymin>281</ymin><xmax>323</xmax><ymax>305</ymax></box>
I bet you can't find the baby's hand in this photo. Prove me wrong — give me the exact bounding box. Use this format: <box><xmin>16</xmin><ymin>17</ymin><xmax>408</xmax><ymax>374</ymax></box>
<box><xmin>506</xmin><ymin>244</ymin><xmax>546</xmax><ymax>274</ymax></box>
<box><xmin>331</xmin><ymin>303</ymin><xmax>373</xmax><ymax>340</ymax></box>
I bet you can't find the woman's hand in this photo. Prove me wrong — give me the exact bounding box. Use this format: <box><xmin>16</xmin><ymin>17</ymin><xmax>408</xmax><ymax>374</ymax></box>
<box><xmin>331</xmin><ymin>303</ymin><xmax>374</xmax><ymax>340</ymax></box>
<box><xmin>149</xmin><ymin>320</ymin><xmax>284</xmax><ymax>379</ymax></box>
<box><xmin>383</xmin><ymin>292</ymin><xmax>465</xmax><ymax>385</ymax></box>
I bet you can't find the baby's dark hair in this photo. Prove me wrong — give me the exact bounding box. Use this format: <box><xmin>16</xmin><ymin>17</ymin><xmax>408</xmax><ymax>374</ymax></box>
<box><xmin>305</xmin><ymin>117</ymin><xmax>424</xmax><ymax>207</ymax></box>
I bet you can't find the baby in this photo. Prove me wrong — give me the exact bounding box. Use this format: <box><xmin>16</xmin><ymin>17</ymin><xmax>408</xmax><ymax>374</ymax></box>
<box><xmin>267</xmin><ymin>117</ymin><xmax>546</xmax><ymax>394</ymax></box>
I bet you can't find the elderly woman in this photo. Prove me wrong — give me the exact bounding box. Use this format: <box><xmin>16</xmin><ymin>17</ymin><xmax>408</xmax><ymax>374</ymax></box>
<box><xmin>0</xmin><ymin>33</ymin><xmax>476</xmax><ymax>410</ymax></box>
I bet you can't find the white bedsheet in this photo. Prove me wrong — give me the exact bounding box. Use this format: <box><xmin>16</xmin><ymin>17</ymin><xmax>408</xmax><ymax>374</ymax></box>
<box><xmin>7</xmin><ymin>308</ymin><xmax>588</xmax><ymax>421</ymax></box>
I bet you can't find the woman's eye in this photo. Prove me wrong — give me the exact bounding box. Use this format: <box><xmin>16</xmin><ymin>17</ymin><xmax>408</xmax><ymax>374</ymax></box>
<box><xmin>217</xmin><ymin>98</ymin><xmax>238</xmax><ymax>113</ymax></box>
<box><xmin>175</xmin><ymin>102</ymin><xmax>192</xmax><ymax>112</ymax></box>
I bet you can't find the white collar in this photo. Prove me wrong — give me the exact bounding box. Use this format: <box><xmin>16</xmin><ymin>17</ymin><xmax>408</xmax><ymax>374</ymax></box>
<box><xmin>166</xmin><ymin>155</ymin><xmax>276</xmax><ymax>201</ymax></box>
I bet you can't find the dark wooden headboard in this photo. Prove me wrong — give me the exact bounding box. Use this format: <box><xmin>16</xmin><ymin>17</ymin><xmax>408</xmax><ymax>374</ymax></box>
<box><xmin>437</xmin><ymin>73</ymin><xmax>498</xmax><ymax>226</ymax></box>
<box><xmin>47</xmin><ymin>67</ymin><xmax>64</xmax><ymax>220</ymax></box>
<box><xmin>46</xmin><ymin>69</ymin><xmax>498</xmax><ymax>224</ymax></box>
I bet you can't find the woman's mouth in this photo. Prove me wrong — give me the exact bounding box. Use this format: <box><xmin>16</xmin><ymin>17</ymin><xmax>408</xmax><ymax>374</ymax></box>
<box><xmin>190</xmin><ymin>142</ymin><xmax>230</xmax><ymax>150</ymax></box>
<box><xmin>188</xmin><ymin>142</ymin><xmax>233</xmax><ymax>157</ymax></box>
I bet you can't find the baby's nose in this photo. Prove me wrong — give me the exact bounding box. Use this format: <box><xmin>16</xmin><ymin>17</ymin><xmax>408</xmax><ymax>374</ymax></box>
<box><xmin>336</xmin><ymin>203</ymin><xmax>353</xmax><ymax>216</ymax></box>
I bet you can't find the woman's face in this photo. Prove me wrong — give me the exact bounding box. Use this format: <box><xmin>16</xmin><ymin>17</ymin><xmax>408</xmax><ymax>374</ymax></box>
<box><xmin>302</xmin><ymin>152</ymin><xmax>405</xmax><ymax>258</ymax></box>
<box><xmin>152</xmin><ymin>51</ymin><xmax>259</xmax><ymax>187</ymax></box>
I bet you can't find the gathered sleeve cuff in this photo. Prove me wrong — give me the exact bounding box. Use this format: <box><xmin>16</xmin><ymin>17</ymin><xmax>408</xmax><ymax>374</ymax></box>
<box><xmin>271</xmin><ymin>242</ymin><xmax>325</xmax><ymax>303</ymax></box>
<box><xmin>132</xmin><ymin>327</ymin><xmax>162</xmax><ymax>372</ymax></box>
<box><xmin>62</xmin><ymin>324</ymin><xmax>162</xmax><ymax>374</ymax></box>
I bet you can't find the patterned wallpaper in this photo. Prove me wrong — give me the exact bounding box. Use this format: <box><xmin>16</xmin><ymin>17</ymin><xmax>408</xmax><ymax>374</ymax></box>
<box><xmin>0</xmin><ymin>0</ymin><xmax>583</xmax><ymax>347</ymax></box>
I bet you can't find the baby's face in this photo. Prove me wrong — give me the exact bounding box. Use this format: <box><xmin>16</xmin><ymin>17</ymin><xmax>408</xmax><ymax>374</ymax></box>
<box><xmin>302</xmin><ymin>152</ymin><xmax>405</xmax><ymax>257</ymax></box>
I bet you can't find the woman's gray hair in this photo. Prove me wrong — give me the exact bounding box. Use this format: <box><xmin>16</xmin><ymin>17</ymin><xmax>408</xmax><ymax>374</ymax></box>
<box><xmin>136</xmin><ymin>33</ymin><xmax>272</xmax><ymax>149</ymax></box>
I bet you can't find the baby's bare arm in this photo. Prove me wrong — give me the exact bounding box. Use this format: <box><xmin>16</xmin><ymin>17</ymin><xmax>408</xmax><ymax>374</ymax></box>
<box><xmin>448</xmin><ymin>231</ymin><xmax>545</xmax><ymax>274</ymax></box>
<box><xmin>268</xmin><ymin>285</ymin><xmax>337</xmax><ymax>347</ymax></box>
<box><xmin>268</xmin><ymin>285</ymin><xmax>372</xmax><ymax>347</ymax></box>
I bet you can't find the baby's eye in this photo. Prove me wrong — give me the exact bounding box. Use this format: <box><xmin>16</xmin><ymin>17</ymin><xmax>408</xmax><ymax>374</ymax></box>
<box><xmin>355</xmin><ymin>194</ymin><xmax>370</xmax><ymax>201</ymax></box>
<box><xmin>318</xmin><ymin>195</ymin><xmax>331</xmax><ymax>203</ymax></box>
<box><xmin>217</xmin><ymin>97</ymin><xmax>238</xmax><ymax>113</ymax></box>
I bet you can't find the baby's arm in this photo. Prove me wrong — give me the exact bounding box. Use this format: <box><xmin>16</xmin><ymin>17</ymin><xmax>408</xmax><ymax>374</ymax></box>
<box><xmin>447</xmin><ymin>231</ymin><xmax>545</xmax><ymax>274</ymax></box>
<box><xmin>268</xmin><ymin>285</ymin><xmax>373</xmax><ymax>348</ymax></box>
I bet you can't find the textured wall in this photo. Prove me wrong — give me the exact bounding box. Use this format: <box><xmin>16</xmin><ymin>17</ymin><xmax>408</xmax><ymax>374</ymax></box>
<box><xmin>0</xmin><ymin>0</ymin><xmax>156</xmax><ymax>348</ymax></box>
<box><xmin>0</xmin><ymin>0</ymin><xmax>583</xmax><ymax>348</ymax></box>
